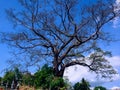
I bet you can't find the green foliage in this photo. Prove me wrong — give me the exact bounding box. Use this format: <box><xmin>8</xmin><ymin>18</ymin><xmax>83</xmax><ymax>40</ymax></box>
<box><xmin>14</xmin><ymin>67</ymin><xmax>22</xmax><ymax>81</ymax></box>
<box><xmin>2</xmin><ymin>67</ymin><xmax>23</xmax><ymax>88</ymax></box>
<box><xmin>0</xmin><ymin>77</ymin><xmax>2</xmax><ymax>85</ymax></box>
<box><xmin>2</xmin><ymin>65</ymin><xmax>69</xmax><ymax>89</ymax></box>
<box><xmin>50</xmin><ymin>77</ymin><xmax>66</xmax><ymax>90</ymax></box>
<box><xmin>34</xmin><ymin>64</ymin><xmax>54</xmax><ymax>89</ymax></box>
<box><xmin>74</xmin><ymin>78</ymin><xmax>90</xmax><ymax>90</ymax></box>
<box><xmin>94</xmin><ymin>86</ymin><xmax>107</xmax><ymax>90</ymax></box>
<box><xmin>64</xmin><ymin>77</ymin><xmax>74</xmax><ymax>90</ymax></box>
<box><xmin>88</xmin><ymin>47</ymin><xmax>117</xmax><ymax>78</ymax></box>
<box><xmin>34</xmin><ymin>64</ymin><xmax>68</xmax><ymax>89</ymax></box>
<box><xmin>2</xmin><ymin>71</ymin><xmax>15</xmax><ymax>85</ymax></box>
<box><xmin>22</xmin><ymin>72</ymin><xmax>34</xmax><ymax>86</ymax></box>
<box><xmin>74</xmin><ymin>82</ymin><xmax>80</xmax><ymax>90</ymax></box>
<box><xmin>0</xmin><ymin>77</ymin><xmax>2</xmax><ymax>81</ymax></box>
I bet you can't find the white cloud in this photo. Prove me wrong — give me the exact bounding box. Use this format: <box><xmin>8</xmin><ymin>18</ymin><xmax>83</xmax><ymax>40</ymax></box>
<box><xmin>64</xmin><ymin>56</ymin><xmax>120</xmax><ymax>86</ymax></box>
<box><xmin>112</xmin><ymin>0</ymin><xmax>120</xmax><ymax>28</ymax></box>
<box><xmin>112</xmin><ymin>17</ymin><xmax>120</xmax><ymax>28</ymax></box>
<box><xmin>107</xmin><ymin>56</ymin><xmax>120</xmax><ymax>67</ymax></box>
<box><xmin>64</xmin><ymin>0</ymin><xmax>120</xmax><ymax>87</ymax></box>
<box><xmin>116</xmin><ymin>0</ymin><xmax>120</xmax><ymax>4</ymax></box>
<box><xmin>64</xmin><ymin>65</ymin><xmax>97</xmax><ymax>83</ymax></box>
<box><xmin>111</xmin><ymin>86</ymin><xmax>120</xmax><ymax>90</ymax></box>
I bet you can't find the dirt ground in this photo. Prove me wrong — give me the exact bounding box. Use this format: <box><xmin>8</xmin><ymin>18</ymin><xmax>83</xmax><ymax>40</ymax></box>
<box><xmin>19</xmin><ymin>86</ymin><xmax>35</xmax><ymax>90</ymax></box>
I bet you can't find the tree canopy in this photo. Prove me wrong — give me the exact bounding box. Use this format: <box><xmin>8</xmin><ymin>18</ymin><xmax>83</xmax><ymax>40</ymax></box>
<box><xmin>1</xmin><ymin>65</ymin><xmax>67</xmax><ymax>89</ymax></box>
<box><xmin>94</xmin><ymin>86</ymin><xmax>107</xmax><ymax>90</ymax></box>
<box><xmin>2</xmin><ymin>0</ymin><xmax>120</xmax><ymax>77</ymax></box>
<box><xmin>73</xmin><ymin>78</ymin><xmax>90</xmax><ymax>90</ymax></box>
<box><xmin>34</xmin><ymin>64</ymin><xmax>54</xmax><ymax>89</ymax></box>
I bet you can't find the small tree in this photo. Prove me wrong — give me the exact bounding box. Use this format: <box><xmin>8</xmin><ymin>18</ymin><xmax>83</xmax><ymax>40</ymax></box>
<box><xmin>74</xmin><ymin>78</ymin><xmax>90</xmax><ymax>90</ymax></box>
<box><xmin>2</xmin><ymin>71</ymin><xmax>15</xmax><ymax>88</ymax></box>
<box><xmin>34</xmin><ymin>64</ymin><xmax>54</xmax><ymax>89</ymax></box>
<box><xmin>50</xmin><ymin>77</ymin><xmax>66</xmax><ymax>90</ymax></box>
<box><xmin>94</xmin><ymin>86</ymin><xmax>107</xmax><ymax>90</ymax></box>
<box><xmin>34</xmin><ymin>64</ymin><xmax>67</xmax><ymax>89</ymax></box>
<box><xmin>0</xmin><ymin>77</ymin><xmax>2</xmax><ymax>81</ymax></box>
<box><xmin>74</xmin><ymin>82</ymin><xmax>80</xmax><ymax>90</ymax></box>
<box><xmin>14</xmin><ymin>67</ymin><xmax>22</xmax><ymax>81</ymax></box>
<box><xmin>2</xmin><ymin>68</ymin><xmax>22</xmax><ymax>88</ymax></box>
<box><xmin>22</xmin><ymin>72</ymin><xmax>34</xmax><ymax>86</ymax></box>
<box><xmin>0</xmin><ymin>77</ymin><xmax>2</xmax><ymax>85</ymax></box>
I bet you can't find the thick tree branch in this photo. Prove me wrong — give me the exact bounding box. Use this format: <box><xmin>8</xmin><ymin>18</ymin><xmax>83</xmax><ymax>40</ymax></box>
<box><xmin>64</xmin><ymin>61</ymin><xmax>95</xmax><ymax>71</ymax></box>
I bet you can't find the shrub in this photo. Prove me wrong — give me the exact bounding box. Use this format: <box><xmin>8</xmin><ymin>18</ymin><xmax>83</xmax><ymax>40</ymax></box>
<box><xmin>94</xmin><ymin>86</ymin><xmax>106</xmax><ymax>90</ymax></box>
<box><xmin>50</xmin><ymin>77</ymin><xmax>66</xmax><ymax>90</ymax></box>
<box><xmin>73</xmin><ymin>78</ymin><xmax>90</xmax><ymax>90</ymax></box>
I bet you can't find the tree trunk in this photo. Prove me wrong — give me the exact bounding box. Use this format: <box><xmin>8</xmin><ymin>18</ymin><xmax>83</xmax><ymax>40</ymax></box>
<box><xmin>53</xmin><ymin>67</ymin><xmax>65</xmax><ymax>77</ymax></box>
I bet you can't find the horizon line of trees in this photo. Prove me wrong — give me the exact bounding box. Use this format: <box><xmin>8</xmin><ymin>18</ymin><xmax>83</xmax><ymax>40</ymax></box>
<box><xmin>0</xmin><ymin>64</ymin><xmax>107</xmax><ymax>90</ymax></box>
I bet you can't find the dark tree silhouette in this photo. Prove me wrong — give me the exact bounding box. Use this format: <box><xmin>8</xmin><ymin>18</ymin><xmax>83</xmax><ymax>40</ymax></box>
<box><xmin>2</xmin><ymin>0</ymin><xmax>120</xmax><ymax>77</ymax></box>
<box><xmin>94</xmin><ymin>86</ymin><xmax>107</xmax><ymax>90</ymax></box>
<box><xmin>74</xmin><ymin>78</ymin><xmax>90</xmax><ymax>90</ymax></box>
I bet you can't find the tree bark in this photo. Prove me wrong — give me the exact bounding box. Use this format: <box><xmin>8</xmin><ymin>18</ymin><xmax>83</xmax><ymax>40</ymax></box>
<box><xmin>53</xmin><ymin>66</ymin><xmax>65</xmax><ymax>77</ymax></box>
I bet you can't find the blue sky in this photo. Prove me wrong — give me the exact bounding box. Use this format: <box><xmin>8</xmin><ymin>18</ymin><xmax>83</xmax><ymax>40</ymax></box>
<box><xmin>0</xmin><ymin>0</ymin><xmax>20</xmax><ymax>75</ymax></box>
<box><xmin>0</xmin><ymin>0</ymin><xmax>120</xmax><ymax>89</ymax></box>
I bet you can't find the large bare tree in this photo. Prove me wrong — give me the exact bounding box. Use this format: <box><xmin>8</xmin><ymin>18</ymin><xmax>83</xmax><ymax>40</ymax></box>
<box><xmin>2</xmin><ymin>0</ymin><xmax>120</xmax><ymax>77</ymax></box>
